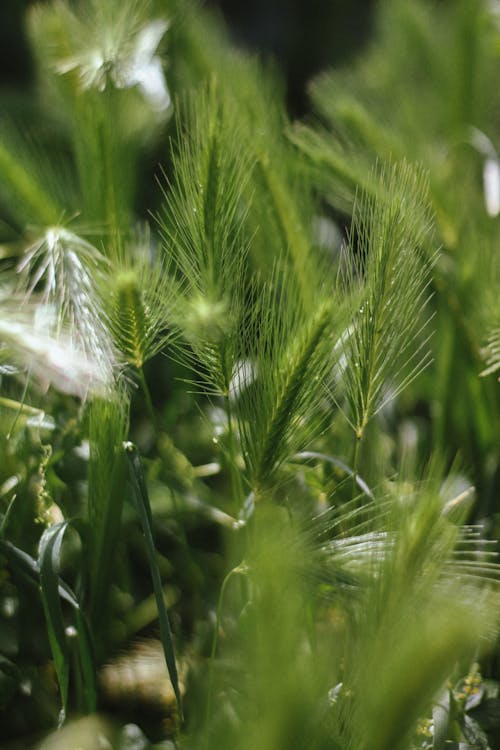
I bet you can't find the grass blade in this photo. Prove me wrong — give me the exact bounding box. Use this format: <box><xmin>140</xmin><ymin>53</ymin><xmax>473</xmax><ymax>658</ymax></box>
<box><xmin>34</xmin><ymin>521</ymin><xmax>97</xmax><ymax>723</ymax></box>
<box><xmin>38</xmin><ymin>521</ymin><xmax>71</xmax><ymax>725</ymax></box>
<box><xmin>0</xmin><ymin>538</ymin><xmax>83</xmax><ymax>611</ymax></box>
<box><xmin>293</xmin><ymin>450</ymin><xmax>374</xmax><ymax>499</ymax></box>
<box><xmin>73</xmin><ymin>608</ymin><xmax>97</xmax><ymax>715</ymax></box>
<box><xmin>124</xmin><ymin>441</ymin><xmax>183</xmax><ymax>720</ymax></box>
<box><xmin>87</xmin><ymin>395</ymin><xmax>128</xmax><ymax>635</ymax></box>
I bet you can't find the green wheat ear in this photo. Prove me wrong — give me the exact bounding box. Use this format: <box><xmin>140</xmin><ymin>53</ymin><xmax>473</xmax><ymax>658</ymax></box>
<box><xmin>106</xmin><ymin>236</ymin><xmax>175</xmax><ymax>375</ymax></box>
<box><xmin>157</xmin><ymin>82</ymin><xmax>252</xmax><ymax>396</ymax></box>
<box><xmin>113</xmin><ymin>270</ymin><xmax>150</xmax><ymax>369</ymax></box>
<box><xmin>339</xmin><ymin>161</ymin><xmax>435</xmax><ymax>440</ymax></box>
<box><xmin>236</xmin><ymin>261</ymin><xmax>341</xmax><ymax>492</ymax></box>
<box><xmin>255</xmin><ymin>301</ymin><xmax>334</xmax><ymax>485</ymax></box>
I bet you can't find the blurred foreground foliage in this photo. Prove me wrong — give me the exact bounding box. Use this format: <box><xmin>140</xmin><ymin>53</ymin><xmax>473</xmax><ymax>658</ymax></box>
<box><xmin>0</xmin><ymin>1</ymin><xmax>500</xmax><ymax>749</ymax></box>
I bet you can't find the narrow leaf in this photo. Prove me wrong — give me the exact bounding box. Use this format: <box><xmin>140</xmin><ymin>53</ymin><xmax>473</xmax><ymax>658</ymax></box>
<box><xmin>1</xmin><ymin>535</ymin><xmax>96</xmax><ymax>714</ymax></box>
<box><xmin>293</xmin><ymin>451</ymin><xmax>374</xmax><ymax>499</ymax></box>
<box><xmin>124</xmin><ymin>441</ymin><xmax>183</xmax><ymax>719</ymax></box>
<box><xmin>38</xmin><ymin>522</ymin><xmax>71</xmax><ymax>724</ymax></box>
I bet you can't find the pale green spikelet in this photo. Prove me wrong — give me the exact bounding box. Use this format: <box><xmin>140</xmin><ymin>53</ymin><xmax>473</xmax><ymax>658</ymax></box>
<box><xmin>339</xmin><ymin>162</ymin><xmax>435</xmax><ymax>439</ymax></box>
<box><xmin>158</xmin><ymin>83</ymin><xmax>251</xmax><ymax>396</ymax></box>
<box><xmin>236</xmin><ymin>264</ymin><xmax>341</xmax><ymax>490</ymax></box>
<box><xmin>114</xmin><ymin>271</ymin><xmax>148</xmax><ymax>369</ymax></box>
<box><xmin>255</xmin><ymin>302</ymin><xmax>334</xmax><ymax>485</ymax></box>
<box><xmin>106</xmin><ymin>231</ymin><xmax>176</xmax><ymax>373</ymax></box>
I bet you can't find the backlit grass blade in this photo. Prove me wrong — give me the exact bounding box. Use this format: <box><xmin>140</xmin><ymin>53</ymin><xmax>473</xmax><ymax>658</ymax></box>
<box><xmin>124</xmin><ymin>441</ymin><xmax>183</xmax><ymax>720</ymax></box>
<box><xmin>39</xmin><ymin>522</ymin><xmax>97</xmax><ymax>719</ymax></box>
<box><xmin>1</xmin><ymin>535</ymin><xmax>97</xmax><ymax>715</ymax></box>
<box><xmin>293</xmin><ymin>450</ymin><xmax>374</xmax><ymax>500</ymax></box>
<box><xmin>38</xmin><ymin>522</ymin><xmax>71</xmax><ymax>724</ymax></box>
<box><xmin>87</xmin><ymin>396</ymin><xmax>128</xmax><ymax>635</ymax></box>
<box><xmin>0</xmin><ymin>538</ymin><xmax>42</xmax><ymax>582</ymax></box>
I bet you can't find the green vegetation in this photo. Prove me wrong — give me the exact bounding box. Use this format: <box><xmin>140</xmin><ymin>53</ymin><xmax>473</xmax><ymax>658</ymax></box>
<box><xmin>0</xmin><ymin>1</ymin><xmax>499</xmax><ymax>748</ymax></box>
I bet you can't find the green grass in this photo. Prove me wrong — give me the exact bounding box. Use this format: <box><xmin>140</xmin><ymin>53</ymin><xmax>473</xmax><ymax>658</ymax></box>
<box><xmin>0</xmin><ymin>1</ymin><xmax>499</xmax><ymax>749</ymax></box>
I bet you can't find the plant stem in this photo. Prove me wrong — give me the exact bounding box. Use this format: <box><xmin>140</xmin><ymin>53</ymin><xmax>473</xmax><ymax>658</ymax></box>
<box><xmin>138</xmin><ymin>366</ymin><xmax>158</xmax><ymax>437</ymax></box>
<box><xmin>225</xmin><ymin>393</ymin><xmax>243</xmax><ymax>515</ymax></box>
<box><xmin>0</xmin><ymin>494</ymin><xmax>17</xmax><ymax>538</ymax></box>
<box><xmin>352</xmin><ymin>433</ymin><xmax>362</xmax><ymax>501</ymax></box>
<box><xmin>125</xmin><ymin>442</ymin><xmax>183</xmax><ymax>718</ymax></box>
<box><xmin>204</xmin><ymin>562</ymin><xmax>246</xmax><ymax>750</ymax></box>
<box><xmin>7</xmin><ymin>369</ymin><xmax>30</xmax><ymax>439</ymax></box>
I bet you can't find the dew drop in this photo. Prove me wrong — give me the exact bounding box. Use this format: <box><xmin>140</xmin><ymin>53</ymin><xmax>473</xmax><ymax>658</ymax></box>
<box><xmin>19</xmin><ymin>679</ymin><xmax>32</xmax><ymax>696</ymax></box>
<box><xmin>1</xmin><ymin>597</ymin><xmax>17</xmax><ymax>618</ymax></box>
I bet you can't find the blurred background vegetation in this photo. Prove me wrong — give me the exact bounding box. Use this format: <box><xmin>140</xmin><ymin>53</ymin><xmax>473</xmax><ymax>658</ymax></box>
<box><xmin>0</xmin><ymin>0</ymin><xmax>376</xmax><ymax>112</ymax></box>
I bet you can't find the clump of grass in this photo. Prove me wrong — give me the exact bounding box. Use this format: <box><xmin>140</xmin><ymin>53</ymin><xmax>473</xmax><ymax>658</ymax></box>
<box><xmin>292</xmin><ymin>0</ymin><xmax>500</xmax><ymax>510</ymax></box>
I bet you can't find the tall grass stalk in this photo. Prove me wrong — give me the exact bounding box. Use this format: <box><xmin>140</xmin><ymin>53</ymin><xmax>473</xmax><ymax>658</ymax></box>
<box><xmin>87</xmin><ymin>395</ymin><xmax>128</xmax><ymax>636</ymax></box>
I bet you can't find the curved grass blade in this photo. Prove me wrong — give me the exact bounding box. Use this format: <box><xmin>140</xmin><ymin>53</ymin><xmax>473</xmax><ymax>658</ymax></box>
<box><xmin>124</xmin><ymin>441</ymin><xmax>183</xmax><ymax>720</ymax></box>
<box><xmin>0</xmin><ymin>536</ymin><xmax>96</xmax><ymax>715</ymax></box>
<box><xmin>0</xmin><ymin>537</ymin><xmax>42</xmax><ymax>581</ymax></box>
<box><xmin>293</xmin><ymin>450</ymin><xmax>374</xmax><ymax>500</ymax></box>
<box><xmin>37</xmin><ymin>522</ymin><xmax>98</xmax><ymax>720</ymax></box>
<box><xmin>38</xmin><ymin>521</ymin><xmax>71</xmax><ymax>725</ymax></box>
<box><xmin>0</xmin><ymin>538</ymin><xmax>83</xmax><ymax>611</ymax></box>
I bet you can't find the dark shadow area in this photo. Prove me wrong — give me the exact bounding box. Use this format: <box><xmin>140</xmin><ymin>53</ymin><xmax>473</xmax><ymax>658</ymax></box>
<box><xmin>0</xmin><ymin>1</ymin><xmax>376</xmax><ymax>114</ymax></box>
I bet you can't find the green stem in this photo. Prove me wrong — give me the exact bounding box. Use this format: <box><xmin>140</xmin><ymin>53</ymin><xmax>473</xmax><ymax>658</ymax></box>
<box><xmin>138</xmin><ymin>367</ymin><xmax>158</xmax><ymax>438</ymax></box>
<box><xmin>7</xmin><ymin>370</ymin><xmax>31</xmax><ymax>439</ymax></box>
<box><xmin>225</xmin><ymin>393</ymin><xmax>243</xmax><ymax>515</ymax></box>
<box><xmin>352</xmin><ymin>433</ymin><xmax>362</xmax><ymax>501</ymax></box>
<box><xmin>125</xmin><ymin>442</ymin><xmax>183</xmax><ymax>719</ymax></box>
<box><xmin>0</xmin><ymin>494</ymin><xmax>17</xmax><ymax>538</ymax></box>
<box><xmin>204</xmin><ymin>562</ymin><xmax>247</xmax><ymax>750</ymax></box>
